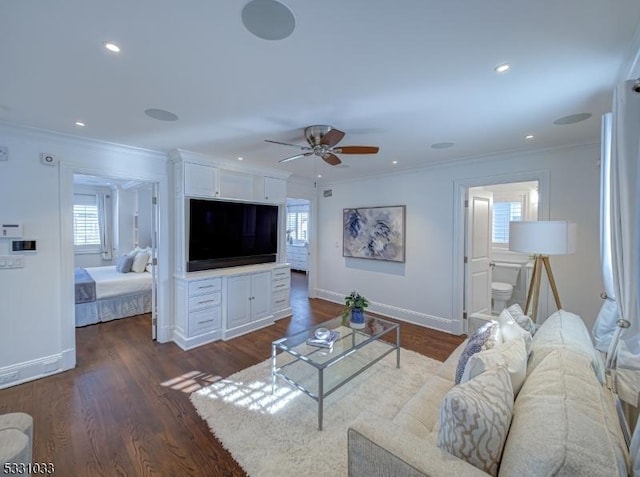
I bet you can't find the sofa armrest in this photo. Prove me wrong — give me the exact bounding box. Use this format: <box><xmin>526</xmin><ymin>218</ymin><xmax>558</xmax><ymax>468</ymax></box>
<box><xmin>348</xmin><ymin>412</ymin><xmax>489</xmax><ymax>477</ymax></box>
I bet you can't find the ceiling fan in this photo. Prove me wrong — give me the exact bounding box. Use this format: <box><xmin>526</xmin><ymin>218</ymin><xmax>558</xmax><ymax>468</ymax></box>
<box><xmin>265</xmin><ymin>125</ymin><xmax>379</xmax><ymax>166</ymax></box>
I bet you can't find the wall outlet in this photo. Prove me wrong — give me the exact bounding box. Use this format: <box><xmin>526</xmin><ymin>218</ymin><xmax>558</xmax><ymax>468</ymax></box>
<box><xmin>0</xmin><ymin>371</ymin><xmax>18</xmax><ymax>384</ymax></box>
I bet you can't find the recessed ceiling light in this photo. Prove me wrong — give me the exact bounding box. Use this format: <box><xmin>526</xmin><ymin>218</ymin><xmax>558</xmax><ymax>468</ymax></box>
<box><xmin>494</xmin><ymin>63</ymin><xmax>510</xmax><ymax>73</ymax></box>
<box><xmin>392</xmin><ymin>160</ymin><xmax>398</xmax><ymax>164</ymax></box>
<box><xmin>525</xmin><ymin>134</ymin><xmax>534</xmax><ymax>139</ymax></box>
<box><xmin>317</xmin><ymin>174</ymin><xmax>322</xmax><ymax>178</ymax></box>
<box><xmin>104</xmin><ymin>42</ymin><xmax>120</xmax><ymax>53</ymax></box>
<box><xmin>75</xmin><ymin>121</ymin><xmax>85</xmax><ymax>127</ymax></box>
<box><xmin>553</xmin><ymin>113</ymin><xmax>592</xmax><ymax>125</ymax></box>
<box><xmin>237</xmin><ymin>157</ymin><xmax>243</xmax><ymax>161</ymax></box>
<box><xmin>431</xmin><ymin>142</ymin><xmax>455</xmax><ymax>149</ymax></box>
<box><xmin>144</xmin><ymin>108</ymin><xmax>179</xmax><ymax>122</ymax></box>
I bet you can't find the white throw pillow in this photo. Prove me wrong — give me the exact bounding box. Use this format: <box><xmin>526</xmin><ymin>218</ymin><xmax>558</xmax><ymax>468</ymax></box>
<box><xmin>437</xmin><ymin>366</ymin><xmax>514</xmax><ymax>476</ymax></box>
<box><xmin>131</xmin><ymin>252</ymin><xmax>150</xmax><ymax>273</ymax></box>
<box><xmin>497</xmin><ymin>308</ymin><xmax>532</xmax><ymax>354</ymax></box>
<box><xmin>507</xmin><ymin>303</ymin><xmax>536</xmax><ymax>335</ymax></box>
<box><xmin>461</xmin><ymin>338</ymin><xmax>527</xmax><ymax>395</ymax></box>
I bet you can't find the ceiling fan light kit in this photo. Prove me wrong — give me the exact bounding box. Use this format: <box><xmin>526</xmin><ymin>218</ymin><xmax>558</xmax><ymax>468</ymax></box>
<box><xmin>265</xmin><ymin>125</ymin><xmax>379</xmax><ymax>166</ymax></box>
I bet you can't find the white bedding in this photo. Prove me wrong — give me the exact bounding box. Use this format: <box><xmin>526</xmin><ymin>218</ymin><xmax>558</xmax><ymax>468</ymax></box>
<box><xmin>86</xmin><ymin>266</ymin><xmax>153</xmax><ymax>299</ymax></box>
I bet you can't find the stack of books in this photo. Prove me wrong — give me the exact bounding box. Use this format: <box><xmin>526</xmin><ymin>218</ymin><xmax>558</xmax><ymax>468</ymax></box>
<box><xmin>306</xmin><ymin>330</ymin><xmax>340</xmax><ymax>349</ymax></box>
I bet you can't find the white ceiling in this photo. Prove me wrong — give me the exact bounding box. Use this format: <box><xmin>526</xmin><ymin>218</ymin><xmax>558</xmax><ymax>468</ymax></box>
<box><xmin>2</xmin><ymin>1</ymin><xmax>640</xmax><ymax>182</ymax></box>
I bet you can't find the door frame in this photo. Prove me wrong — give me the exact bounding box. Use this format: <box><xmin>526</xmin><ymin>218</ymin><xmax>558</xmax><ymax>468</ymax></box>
<box><xmin>59</xmin><ymin>162</ymin><xmax>169</xmax><ymax>371</ymax></box>
<box><xmin>452</xmin><ymin>170</ymin><xmax>550</xmax><ymax>334</ymax></box>
<box><xmin>285</xmin><ymin>194</ymin><xmax>317</xmax><ymax>299</ymax></box>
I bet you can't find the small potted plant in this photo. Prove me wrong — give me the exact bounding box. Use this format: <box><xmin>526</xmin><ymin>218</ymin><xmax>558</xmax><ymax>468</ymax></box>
<box><xmin>341</xmin><ymin>291</ymin><xmax>369</xmax><ymax>329</ymax></box>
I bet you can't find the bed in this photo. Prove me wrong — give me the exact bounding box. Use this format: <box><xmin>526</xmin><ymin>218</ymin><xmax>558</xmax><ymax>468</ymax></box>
<box><xmin>75</xmin><ymin>266</ymin><xmax>153</xmax><ymax>327</ymax></box>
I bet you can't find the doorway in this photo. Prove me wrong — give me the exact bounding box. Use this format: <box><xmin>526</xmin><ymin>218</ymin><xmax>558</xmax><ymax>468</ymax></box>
<box><xmin>452</xmin><ymin>172</ymin><xmax>549</xmax><ymax>334</ymax></box>
<box><xmin>72</xmin><ymin>173</ymin><xmax>159</xmax><ymax>339</ymax></box>
<box><xmin>285</xmin><ymin>198</ymin><xmax>311</xmax><ymax>310</ymax></box>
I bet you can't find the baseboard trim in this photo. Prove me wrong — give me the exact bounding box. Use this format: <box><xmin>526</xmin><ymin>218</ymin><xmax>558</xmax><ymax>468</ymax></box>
<box><xmin>222</xmin><ymin>316</ymin><xmax>275</xmax><ymax>341</ymax></box>
<box><xmin>0</xmin><ymin>353</ymin><xmax>66</xmax><ymax>389</ymax></box>
<box><xmin>172</xmin><ymin>329</ymin><xmax>222</xmax><ymax>351</ymax></box>
<box><xmin>315</xmin><ymin>289</ymin><xmax>463</xmax><ymax>335</ymax></box>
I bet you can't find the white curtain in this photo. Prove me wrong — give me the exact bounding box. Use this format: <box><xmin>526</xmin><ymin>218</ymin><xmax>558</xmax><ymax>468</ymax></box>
<box><xmin>593</xmin><ymin>113</ymin><xmax>620</xmax><ymax>351</ymax></box>
<box><xmin>98</xmin><ymin>193</ymin><xmax>113</xmax><ymax>261</ymax></box>
<box><xmin>592</xmin><ymin>80</ymin><xmax>640</xmax><ymax>475</ymax></box>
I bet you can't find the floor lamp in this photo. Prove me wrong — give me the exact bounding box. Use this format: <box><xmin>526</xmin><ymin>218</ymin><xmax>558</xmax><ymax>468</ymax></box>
<box><xmin>509</xmin><ymin>221</ymin><xmax>577</xmax><ymax>322</ymax></box>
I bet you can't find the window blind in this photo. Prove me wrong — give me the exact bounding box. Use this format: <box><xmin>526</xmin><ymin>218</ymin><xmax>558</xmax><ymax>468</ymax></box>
<box><xmin>73</xmin><ymin>194</ymin><xmax>101</xmax><ymax>247</ymax></box>
<box><xmin>493</xmin><ymin>201</ymin><xmax>522</xmax><ymax>244</ymax></box>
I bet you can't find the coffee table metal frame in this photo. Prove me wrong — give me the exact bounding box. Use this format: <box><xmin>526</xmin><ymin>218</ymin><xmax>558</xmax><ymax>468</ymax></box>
<box><xmin>271</xmin><ymin>315</ymin><xmax>400</xmax><ymax>430</ymax></box>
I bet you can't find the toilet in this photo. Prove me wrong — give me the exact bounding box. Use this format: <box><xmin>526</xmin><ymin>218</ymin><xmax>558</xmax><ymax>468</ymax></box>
<box><xmin>491</xmin><ymin>262</ymin><xmax>523</xmax><ymax>314</ymax></box>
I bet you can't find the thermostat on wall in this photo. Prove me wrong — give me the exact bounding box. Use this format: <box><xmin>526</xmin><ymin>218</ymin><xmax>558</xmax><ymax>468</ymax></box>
<box><xmin>1</xmin><ymin>223</ymin><xmax>22</xmax><ymax>238</ymax></box>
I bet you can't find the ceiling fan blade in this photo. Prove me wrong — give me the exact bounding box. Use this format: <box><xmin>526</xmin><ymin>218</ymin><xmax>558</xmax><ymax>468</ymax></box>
<box><xmin>279</xmin><ymin>152</ymin><xmax>313</xmax><ymax>163</ymax></box>
<box><xmin>320</xmin><ymin>128</ymin><xmax>345</xmax><ymax>147</ymax></box>
<box><xmin>322</xmin><ymin>153</ymin><xmax>342</xmax><ymax>166</ymax></box>
<box><xmin>333</xmin><ymin>146</ymin><xmax>379</xmax><ymax>154</ymax></box>
<box><xmin>265</xmin><ymin>139</ymin><xmax>310</xmax><ymax>150</ymax></box>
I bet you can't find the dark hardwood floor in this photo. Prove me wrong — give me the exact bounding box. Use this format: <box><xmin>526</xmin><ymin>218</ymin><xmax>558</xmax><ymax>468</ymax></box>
<box><xmin>0</xmin><ymin>271</ymin><xmax>465</xmax><ymax>477</ymax></box>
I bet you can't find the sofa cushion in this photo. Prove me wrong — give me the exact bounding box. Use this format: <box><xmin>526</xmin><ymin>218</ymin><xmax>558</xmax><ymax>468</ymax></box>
<box><xmin>507</xmin><ymin>303</ymin><xmax>536</xmax><ymax>335</ymax></box>
<box><xmin>455</xmin><ymin>321</ymin><xmax>501</xmax><ymax>384</ymax></box>
<box><xmin>436</xmin><ymin>340</ymin><xmax>467</xmax><ymax>382</ymax></box>
<box><xmin>496</xmin><ymin>309</ymin><xmax>532</xmax><ymax>354</ymax></box>
<box><xmin>529</xmin><ymin>309</ymin><xmax>605</xmax><ymax>383</ymax></box>
<box><xmin>392</xmin><ymin>375</ymin><xmax>453</xmax><ymax>437</ymax></box>
<box><xmin>437</xmin><ymin>366</ymin><xmax>514</xmax><ymax>476</ymax></box>
<box><xmin>461</xmin><ymin>337</ymin><xmax>527</xmax><ymax>395</ymax></box>
<box><xmin>500</xmin><ymin>347</ymin><xmax>630</xmax><ymax>477</ymax></box>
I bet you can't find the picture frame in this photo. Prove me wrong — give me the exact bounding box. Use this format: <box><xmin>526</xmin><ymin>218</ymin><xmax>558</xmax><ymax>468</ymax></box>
<box><xmin>343</xmin><ymin>205</ymin><xmax>406</xmax><ymax>262</ymax></box>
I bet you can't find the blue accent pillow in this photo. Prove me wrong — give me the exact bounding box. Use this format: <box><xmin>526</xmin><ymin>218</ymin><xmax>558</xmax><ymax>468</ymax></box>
<box><xmin>455</xmin><ymin>322</ymin><xmax>499</xmax><ymax>384</ymax></box>
<box><xmin>116</xmin><ymin>254</ymin><xmax>134</xmax><ymax>273</ymax></box>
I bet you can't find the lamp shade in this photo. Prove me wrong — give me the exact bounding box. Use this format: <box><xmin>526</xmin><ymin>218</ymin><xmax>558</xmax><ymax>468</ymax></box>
<box><xmin>509</xmin><ymin>221</ymin><xmax>577</xmax><ymax>255</ymax></box>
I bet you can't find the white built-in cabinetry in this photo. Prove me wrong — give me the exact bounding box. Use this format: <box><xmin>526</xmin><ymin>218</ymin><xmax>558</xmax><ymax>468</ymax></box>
<box><xmin>170</xmin><ymin>149</ymin><xmax>292</xmax><ymax>350</ymax></box>
<box><xmin>286</xmin><ymin>244</ymin><xmax>308</xmax><ymax>271</ymax></box>
<box><xmin>226</xmin><ymin>271</ymin><xmax>272</xmax><ymax>337</ymax></box>
<box><xmin>174</xmin><ymin>264</ymin><xmax>291</xmax><ymax>349</ymax></box>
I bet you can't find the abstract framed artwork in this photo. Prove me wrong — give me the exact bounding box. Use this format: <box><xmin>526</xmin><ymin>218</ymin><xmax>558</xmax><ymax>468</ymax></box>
<box><xmin>343</xmin><ymin>205</ymin><xmax>406</xmax><ymax>262</ymax></box>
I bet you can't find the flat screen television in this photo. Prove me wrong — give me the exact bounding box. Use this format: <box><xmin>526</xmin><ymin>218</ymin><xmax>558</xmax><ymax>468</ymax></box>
<box><xmin>187</xmin><ymin>199</ymin><xmax>279</xmax><ymax>272</ymax></box>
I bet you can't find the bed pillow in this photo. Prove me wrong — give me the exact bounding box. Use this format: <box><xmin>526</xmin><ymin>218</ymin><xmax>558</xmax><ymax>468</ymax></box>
<box><xmin>116</xmin><ymin>254</ymin><xmax>134</xmax><ymax>273</ymax></box>
<box><xmin>131</xmin><ymin>252</ymin><xmax>150</xmax><ymax>273</ymax></box>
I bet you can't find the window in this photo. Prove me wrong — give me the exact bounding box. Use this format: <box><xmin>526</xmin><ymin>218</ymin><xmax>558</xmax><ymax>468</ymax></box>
<box><xmin>286</xmin><ymin>210</ymin><xmax>308</xmax><ymax>242</ymax></box>
<box><xmin>73</xmin><ymin>194</ymin><xmax>101</xmax><ymax>252</ymax></box>
<box><xmin>493</xmin><ymin>201</ymin><xmax>522</xmax><ymax>244</ymax></box>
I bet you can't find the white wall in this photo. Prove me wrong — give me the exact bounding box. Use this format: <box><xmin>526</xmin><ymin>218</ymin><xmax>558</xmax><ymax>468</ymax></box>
<box><xmin>315</xmin><ymin>143</ymin><xmax>602</xmax><ymax>333</ymax></box>
<box><xmin>0</xmin><ymin>124</ymin><xmax>169</xmax><ymax>388</ymax></box>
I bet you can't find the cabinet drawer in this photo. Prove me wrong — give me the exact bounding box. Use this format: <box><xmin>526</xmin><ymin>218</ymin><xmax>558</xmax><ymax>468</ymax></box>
<box><xmin>189</xmin><ymin>307</ymin><xmax>221</xmax><ymax>335</ymax></box>
<box><xmin>189</xmin><ymin>278</ymin><xmax>221</xmax><ymax>296</ymax></box>
<box><xmin>272</xmin><ymin>277</ymin><xmax>290</xmax><ymax>292</ymax></box>
<box><xmin>272</xmin><ymin>290</ymin><xmax>289</xmax><ymax>311</ymax></box>
<box><xmin>189</xmin><ymin>292</ymin><xmax>221</xmax><ymax>311</ymax></box>
<box><xmin>272</xmin><ymin>267</ymin><xmax>290</xmax><ymax>281</ymax></box>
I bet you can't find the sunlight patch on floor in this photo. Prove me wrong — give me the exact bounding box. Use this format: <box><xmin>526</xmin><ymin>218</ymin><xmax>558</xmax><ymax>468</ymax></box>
<box><xmin>193</xmin><ymin>377</ymin><xmax>302</xmax><ymax>415</ymax></box>
<box><xmin>160</xmin><ymin>371</ymin><xmax>221</xmax><ymax>393</ymax></box>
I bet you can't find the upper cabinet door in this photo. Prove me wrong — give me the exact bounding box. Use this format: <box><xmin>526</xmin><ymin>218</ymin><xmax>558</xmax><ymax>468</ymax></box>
<box><xmin>184</xmin><ymin>163</ymin><xmax>219</xmax><ymax>198</ymax></box>
<box><xmin>263</xmin><ymin>177</ymin><xmax>287</xmax><ymax>203</ymax></box>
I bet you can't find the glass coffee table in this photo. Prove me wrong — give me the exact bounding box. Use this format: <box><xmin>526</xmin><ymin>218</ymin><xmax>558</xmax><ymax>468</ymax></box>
<box><xmin>271</xmin><ymin>314</ymin><xmax>400</xmax><ymax>430</ymax></box>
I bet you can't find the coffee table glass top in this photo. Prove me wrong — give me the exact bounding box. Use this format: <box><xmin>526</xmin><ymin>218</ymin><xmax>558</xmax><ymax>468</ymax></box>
<box><xmin>271</xmin><ymin>314</ymin><xmax>400</xmax><ymax>430</ymax></box>
<box><xmin>273</xmin><ymin>315</ymin><xmax>398</xmax><ymax>368</ymax></box>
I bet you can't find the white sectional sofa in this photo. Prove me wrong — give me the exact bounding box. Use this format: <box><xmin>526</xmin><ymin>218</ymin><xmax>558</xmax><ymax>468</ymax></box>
<box><xmin>348</xmin><ymin>309</ymin><xmax>630</xmax><ymax>476</ymax></box>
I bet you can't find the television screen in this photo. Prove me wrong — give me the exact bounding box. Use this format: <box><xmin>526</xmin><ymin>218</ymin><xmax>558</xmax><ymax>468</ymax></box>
<box><xmin>188</xmin><ymin>199</ymin><xmax>279</xmax><ymax>271</ymax></box>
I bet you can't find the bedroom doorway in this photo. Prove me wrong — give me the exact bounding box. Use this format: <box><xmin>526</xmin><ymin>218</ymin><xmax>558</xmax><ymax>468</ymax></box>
<box><xmin>72</xmin><ymin>174</ymin><xmax>159</xmax><ymax>339</ymax></box>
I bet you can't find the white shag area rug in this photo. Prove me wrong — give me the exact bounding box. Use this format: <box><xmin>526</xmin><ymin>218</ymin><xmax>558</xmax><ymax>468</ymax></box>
<box><xmin>190</xmin><ymin>345</ymin><xmax>441</xmax><ymax>476</ymax></box>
